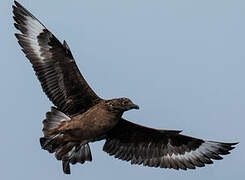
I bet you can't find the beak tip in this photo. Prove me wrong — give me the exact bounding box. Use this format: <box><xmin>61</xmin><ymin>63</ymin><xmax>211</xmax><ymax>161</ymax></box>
<box><xmin>134</xmin><ymin>104</ymin><xmax>140</xmax><ymax>110</ymax></box>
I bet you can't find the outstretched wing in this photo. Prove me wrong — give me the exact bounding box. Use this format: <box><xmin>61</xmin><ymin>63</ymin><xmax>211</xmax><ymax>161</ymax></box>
<box><xmin>13</xmin><ymin>1</ymin><xmax>101</xmax><ymax>116</ymax></box>
<box><xmin>103</xmin><ymin>119</ymin><xmax>237</xmax><ymax>170</ymax></box>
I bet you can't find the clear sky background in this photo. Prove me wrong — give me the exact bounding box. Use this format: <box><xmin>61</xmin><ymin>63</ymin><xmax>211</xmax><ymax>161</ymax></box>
<box><xmin>0</xmin><ymin>0</ymin><xmax>244</xmax><ymax>179</ymax></box>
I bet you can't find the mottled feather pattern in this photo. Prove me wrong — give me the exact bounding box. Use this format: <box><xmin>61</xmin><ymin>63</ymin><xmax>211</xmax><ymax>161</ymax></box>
<box><xmin>13</xmin><ymin>1</ymin><xmax>238</xmax><ymax>175</ymax></box>
<box><xmin>40</xmin><ymin>107</ymin><xmax>92</xmax><ymax>174</ymax></box>
<box><xmin>103</xmin><ymin>119</ymin><xmax>237</xmax><ymax>170</ymax></box>
<box><xmin>13</xmin><ymin>1</ymin><xmax>101</xmax><ymax>116</ymax></box>
<box><xmin>42</xmin><ymin>107</ymin><xmax>70</xmax><ymax>137</ymax></box>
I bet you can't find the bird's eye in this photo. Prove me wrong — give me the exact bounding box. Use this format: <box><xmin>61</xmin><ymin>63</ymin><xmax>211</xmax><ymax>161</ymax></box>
<box><xmin>122</xmin><ymin>101</ymin><xmax>128</xmax><ymax>105</ymax></box>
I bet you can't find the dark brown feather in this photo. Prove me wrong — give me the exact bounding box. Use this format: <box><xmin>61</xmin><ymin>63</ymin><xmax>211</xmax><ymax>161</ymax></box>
<box><xmin>13</xmin><ymin>1</ymin><xmax>238</xmax><ymax>175</ymax></box>
<box><xmin>13</xmin><ymin>1</ymin><xmax>101</xmax><ymax>116</ymax></box>
<box><xmin>103</xmin><ymin>118</ymin><xmax>238</xmax><ymax>170</ymax></box>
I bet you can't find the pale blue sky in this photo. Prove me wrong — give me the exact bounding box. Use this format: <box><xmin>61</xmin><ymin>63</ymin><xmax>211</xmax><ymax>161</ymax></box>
<box><xmin>0</xmin><ymin>0</ymin><xmax>244</xmax><ymax>179</ymax></box>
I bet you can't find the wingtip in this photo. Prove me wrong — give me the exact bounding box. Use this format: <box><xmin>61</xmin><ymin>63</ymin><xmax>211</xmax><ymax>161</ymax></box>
<box><xmin>230</xmin><ymin>142</ymin><xmax>239</xmax><ymax>150</ymax></box>
<box><xmin>14</xmin><ymin>33</ymin><xmax>20</xmax><ymax>39</ymax></box>
<box><xmin>14</xmin><ymin>1</ymin><xmax>21</xmax><ymax>7</ymax></box>
<box><xmin>222</xmin><ymin>142</ymin><xmax>239</xmax><ymax>148</ymax></box>
<box><xmin>12</xmin><ymin>4</ymin><xmax>17</xmax><ymax>15</ymax></box>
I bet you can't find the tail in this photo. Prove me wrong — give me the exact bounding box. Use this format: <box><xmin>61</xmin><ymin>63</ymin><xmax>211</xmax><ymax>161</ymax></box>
<box><xmin>40</xmin><ymin>107</ymin><xmax>92</xmax><ymax>174</ymax></box>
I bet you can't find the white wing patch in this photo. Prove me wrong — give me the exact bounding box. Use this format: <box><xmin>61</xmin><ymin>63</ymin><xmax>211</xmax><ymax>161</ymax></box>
<box><xmin>164</xmin><ymin>141</ymin><xmax>221</xmax><ymax>163</ymax></box>
<box><xmin>24</xmin><ymin>16</ymin><xmax>45</xmax><ymax>61</ymax></box>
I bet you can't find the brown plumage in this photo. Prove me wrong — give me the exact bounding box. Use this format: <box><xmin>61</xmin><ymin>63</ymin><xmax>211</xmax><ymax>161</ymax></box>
<box><xmin>13</xmin><ymin>1</ymin><xmax>238</xmax><ymax>175</ymax></box>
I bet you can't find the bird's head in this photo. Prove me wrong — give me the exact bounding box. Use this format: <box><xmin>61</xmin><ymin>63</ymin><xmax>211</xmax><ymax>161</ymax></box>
<box><xmin>105</xmin><ymin>97</ymin><xmax>139</xmax><ymax>114</ymax></box>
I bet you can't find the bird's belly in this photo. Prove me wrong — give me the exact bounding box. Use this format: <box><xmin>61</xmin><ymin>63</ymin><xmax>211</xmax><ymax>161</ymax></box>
<box><xmin>68</xmin><ymin>116</ymin><xmax>119</xmax><ymax>141</ymax></box>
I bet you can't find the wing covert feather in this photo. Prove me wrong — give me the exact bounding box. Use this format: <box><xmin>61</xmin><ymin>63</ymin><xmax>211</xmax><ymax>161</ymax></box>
<box><xmin>13</xmin><ymin>1</ymin><xmax>101</xmax><ymax>115</ymax></box>
<box><xmin>104</xmin><ymin>119</ymin><xmax>237</xmax><ymax>170</ymax></box>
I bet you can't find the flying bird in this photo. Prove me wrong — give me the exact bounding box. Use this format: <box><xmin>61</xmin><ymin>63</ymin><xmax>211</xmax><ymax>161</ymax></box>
<box><xmin>13</xmin><ymin>1</ymin><xmax>237</xmax><ymax>174</ymax></box>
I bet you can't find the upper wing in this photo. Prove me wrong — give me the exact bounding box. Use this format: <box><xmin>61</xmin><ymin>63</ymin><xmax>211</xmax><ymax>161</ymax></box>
<box><xmin>103</xmin><ymin>119</ymin><xmax>237</xmax><ymax>170</ymax></box>
<box><xmin>13</xmin><ymin>1</ymin><xmax>101</xmax><ymax>116</ymax></box>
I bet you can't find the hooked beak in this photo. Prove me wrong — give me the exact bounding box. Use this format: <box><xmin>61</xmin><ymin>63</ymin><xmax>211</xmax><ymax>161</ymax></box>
<box><xmin>130</xmin><ymin>104</ymin><xmax>139</xmax><ymax>110</ymax></box>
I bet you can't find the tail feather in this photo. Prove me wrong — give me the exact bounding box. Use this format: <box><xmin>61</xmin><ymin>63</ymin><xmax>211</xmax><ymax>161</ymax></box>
<box><xmin>42</xmin><ymin>107</ymin><xmax>70</xmax><ymax>137</ymax></box>
<box><xmin>40</xmin><ymin>134</ymin><xmax>62</xmax><ymax>152</ymax></box>
<box><xmin>69</xmin><ymin>144</ymin><xmax>92</xmax><ymax>164</ymax></box>
<box><xmin>40</xmin><ymin>137</ymin><xmax>54</xmax><ymax>152</ymax></box>
<box><xmin>40</xmin><ymin>107</ymin><xmax>92</xmax><ymax>174</ymax></box>
<box><xmin>55</xmin><ymin>142</ymin><xmax>75</xmax><ymax>160</ymax></box>
<box><xmin>62</xmin><ymin>144</ymin><xmax>92</xmax><ymax>174</ymax></box>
